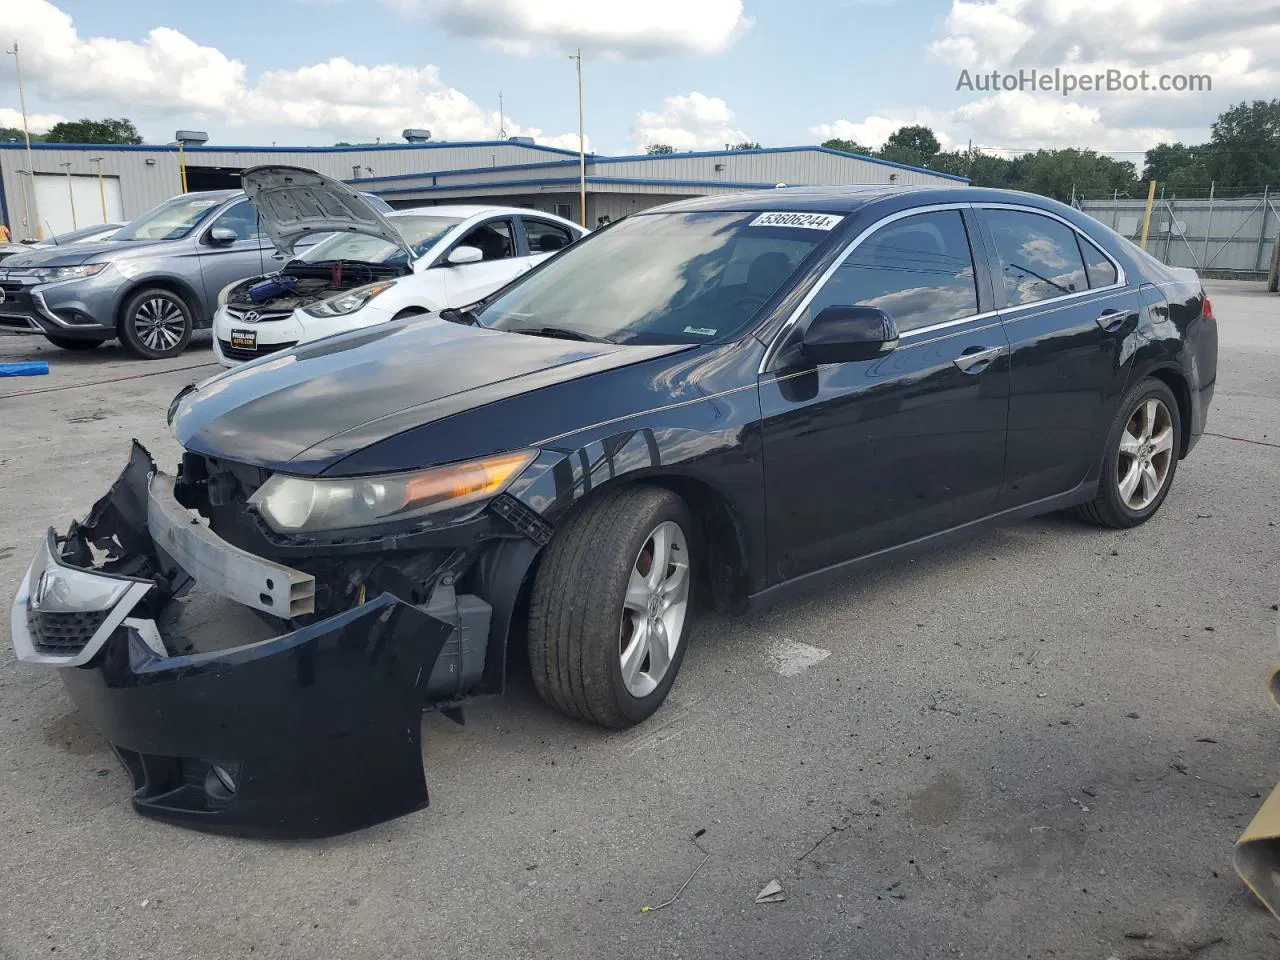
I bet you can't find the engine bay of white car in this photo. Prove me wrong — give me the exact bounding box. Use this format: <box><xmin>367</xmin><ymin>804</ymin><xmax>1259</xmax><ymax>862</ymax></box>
<box><xmin>225</xmin><ymin>259</ymin><xmax>407</xmax><ymax>312</ymax></box>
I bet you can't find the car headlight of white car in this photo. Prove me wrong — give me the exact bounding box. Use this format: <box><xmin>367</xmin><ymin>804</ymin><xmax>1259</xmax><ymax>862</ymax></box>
<box><xmin>248</xmin><ymin>450</ymin><xmax>536</xmax><ymax>534</ymax></box>
<box><xmin>302</xmin><ymin>280</ymin><xmax>397</xmax><ymax>319</ymax></box>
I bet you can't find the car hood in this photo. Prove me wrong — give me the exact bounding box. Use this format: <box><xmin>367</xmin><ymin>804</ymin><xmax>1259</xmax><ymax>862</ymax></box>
<box><xmin>171</xmin><ymin>317</ymin><xmax>691</xmax><ymax>474</ymax></box>
<box><xmin>241</xmin><ymin>165</ymin><xmax>409</xmax><ymax>258</ymax></box>
<box><xmin>0</xmin><ymin>239</ymin><xmax>163</xmax><ymax>269</ymax></box>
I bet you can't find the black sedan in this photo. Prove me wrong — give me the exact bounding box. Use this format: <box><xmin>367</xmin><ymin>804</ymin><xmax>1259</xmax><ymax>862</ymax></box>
<box><xmin>10</xmin><ymin>185</ymin><xmax>1217</xmax><ymax>837</ymax></box>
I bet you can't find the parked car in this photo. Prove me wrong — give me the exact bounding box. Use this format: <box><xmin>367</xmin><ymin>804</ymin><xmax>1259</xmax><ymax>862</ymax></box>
<box><xmin>0</xmin><ymin>190</ymin><xmax>392</xmax><ymax>358</ymax></box>
<box><xmin>0</xmin><ymin>222</ymin><xmax>125</xmax><ymax>263</ymax></box>
<box><xmin>9</xmin><ymin>185</ymin><xmax>1217</xmax><ymax>837</ymax></box>
<box><xmin>212</xmin><ymin>166</ymin><xmax>587</xmax><ymax>366</ymax></box>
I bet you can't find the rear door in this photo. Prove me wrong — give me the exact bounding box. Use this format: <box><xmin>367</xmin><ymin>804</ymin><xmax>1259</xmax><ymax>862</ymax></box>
<box><xmin>975</xmin><ymin>205</ymin><xmax>1141</xmax><ymax>509</ymax></box>
<box><xmin>438</xmin><ymin>217</ymin><xmax>525</xmax><ymax>305</ymax></box>
<box><xmin>759</xmin><ymin>206</ymin><xmax>1010</xmax><ymax>582</ymax></box>
<box><xmin>195</xmin><ymin>200</ymin><xmax>273</xmax><ymax>320</ymax></box>
<box><xmin>519</xmin><ymin>217</ymin><xmax>579</xmax><ymax>270</ymax></box>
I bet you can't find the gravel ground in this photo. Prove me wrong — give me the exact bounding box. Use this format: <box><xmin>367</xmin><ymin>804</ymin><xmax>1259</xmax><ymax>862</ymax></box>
<box><xmin>0</xmin><ymin>281</ymin><xmax>1276</xmax><ymax>960</ymax></box>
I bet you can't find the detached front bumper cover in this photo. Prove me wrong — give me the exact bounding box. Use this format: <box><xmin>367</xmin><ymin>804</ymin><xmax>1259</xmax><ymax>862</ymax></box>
<box><xmin>10</xmin><ymin>442</ymin><xmax>451</xmax><ymax>838</ymax></box>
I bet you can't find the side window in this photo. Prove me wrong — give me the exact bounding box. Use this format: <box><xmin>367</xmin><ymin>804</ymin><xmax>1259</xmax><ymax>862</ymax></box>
<box><xmin>1078</xmin><ymin>234</ymin><xmax>1118</xmax><ymax>288</ymax></box>
<box><xmin>984</xmin><ymin>209</ymin><xmax>1088</xmax><ymax>306</ymax></box>
<box><xmin>457</xmin><ymin>219</ymin><xmax>515</xmax><ymax>261</ymax></box>
<box><xmin>524</xmin><ymin>219</ymin><xmax>576</xmax><ymax>254</ymax></box>
<box><xmin>806</xmin><ymin>210</ymin><xmax>979</xmax><ymax>333</ymax></box>
<box><xmin>211</xmin><ymin>201</ymin><xmax>262</xmax><ymax>242</ymax></box>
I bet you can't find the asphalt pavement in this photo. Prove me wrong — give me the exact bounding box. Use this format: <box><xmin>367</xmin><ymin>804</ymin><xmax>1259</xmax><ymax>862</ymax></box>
<box><xmin>0</xmin><ymin>283</ymin><xmax>1277</xmax><ymax>959</ymax></box>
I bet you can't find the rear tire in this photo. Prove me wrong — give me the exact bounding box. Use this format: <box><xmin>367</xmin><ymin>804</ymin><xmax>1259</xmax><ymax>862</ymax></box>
<box><xmin>44</xmin><ymin>336</ymin><xmax>104</xmax><ymax>351</ymax></box>
<box><xmin>117</xmin><ymin>287</ymin><xmax>194</xmax><ymax>359</ymax></box>
<box><xmin>527</xmin><ymin>486</ymin><xmax>696</xmax><ymax>728</ymax></box>
<box><xmin>1072</xmin><ymin>377</ymin><xmax>1181</xmax><ymax>528</ymax></box>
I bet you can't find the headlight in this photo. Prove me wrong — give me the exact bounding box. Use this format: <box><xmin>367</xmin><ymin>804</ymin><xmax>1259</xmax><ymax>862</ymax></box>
<box><xmin>302</xmin><ymin>281</ymin><xmax>396</xmax><ymax>318</ymax></box>
<box><xmin>32</xmin><ymin>263</ymin><xmax>107</xmax><ymax>282</ymax></box>
<box><xmin>217</xmin><ymin>280</ymin><xmax>240</xmax><ymax>308</ymax></box>
<box><xmin>248</xmin><ymin>450</ymin><xmax>536</xmax><ymax>534</ymax></box>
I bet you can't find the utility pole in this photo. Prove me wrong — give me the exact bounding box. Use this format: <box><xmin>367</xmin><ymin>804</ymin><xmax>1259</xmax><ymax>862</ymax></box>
<box><xmin>59</xmin><ymin>161</ymin><xmax>76</xmax><ymax>230</ymax></box>
<box><xmin>570</xmin><ymin>48</ymin><xmax>586</xmax><ymax>227</ymax></box>
<box><xmin>498</xmin><ymin>91</ymin><xmax>506</xmax><ymax>140</ymax></box>
<box><xmin>7</xmin><ymin>42</ymin><xmax>41</xmax><ymax>239</ymax></box>
<box><xmin>88</xmin><ymin>157</ymin><xmax>107</xmax><ymax>222</ymax></box>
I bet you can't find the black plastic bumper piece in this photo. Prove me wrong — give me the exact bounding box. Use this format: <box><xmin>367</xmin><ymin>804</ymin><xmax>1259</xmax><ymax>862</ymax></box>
<box><xmin>62</xmin><ymin>594</ymin><xmax>448</xmax><ymax>839</ymax></box>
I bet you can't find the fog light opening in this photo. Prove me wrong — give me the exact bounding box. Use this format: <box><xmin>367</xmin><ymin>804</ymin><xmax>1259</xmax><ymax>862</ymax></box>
<box><xmin>205</xmin><ymin>763</ymin><xmax>237</xmax><ymax>804</ymax></box>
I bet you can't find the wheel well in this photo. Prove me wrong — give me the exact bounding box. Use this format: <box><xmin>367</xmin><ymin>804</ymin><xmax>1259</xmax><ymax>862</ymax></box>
<box><xmin>1147</xmin><ymin>367</ymin><xmax>1192</xmax><ymax>458</ymax></box>
<box><xmin>116</xmin><ymin>279</ymin><xmax>203</xmax><ymax>333</ymax></box>
<box><xmin>562</xmin><ymin>474</ymin><xmax>751</xmax><ymax>615</ymax></box>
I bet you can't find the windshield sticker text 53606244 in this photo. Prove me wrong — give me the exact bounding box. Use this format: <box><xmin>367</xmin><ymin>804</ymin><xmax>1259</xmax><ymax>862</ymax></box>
<box><xmin>749</xmin><ymin>212</ymin><xmax>844</xmax><ymax>231</ymax></box>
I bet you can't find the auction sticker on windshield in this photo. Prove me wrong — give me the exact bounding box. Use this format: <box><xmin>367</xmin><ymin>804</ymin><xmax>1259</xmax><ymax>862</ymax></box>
<box><xmin>750</xmin><ymin>212</ymin><xmax>844</xmax><ymax>230</ymax></box>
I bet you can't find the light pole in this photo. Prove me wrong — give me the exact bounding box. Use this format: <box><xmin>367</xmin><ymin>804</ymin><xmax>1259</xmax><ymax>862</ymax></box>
<box><xmin>569</xmin><ymin>48</ymin><xmax>586</xmax><ymax>227</ymax></box>
<box><xmin>59</xmin><ymin>161</ymin><xmax>77</xmax><ymax>230</ymax></box>
<box><xmin>88</xmin><ymin>157</ymin><xmax>107</xmax><ymax>222</ymax></box>
<box><xmin>6</xmin><ymin>42</ymin><xmax>40</xmax><ymax>239</ymax></box>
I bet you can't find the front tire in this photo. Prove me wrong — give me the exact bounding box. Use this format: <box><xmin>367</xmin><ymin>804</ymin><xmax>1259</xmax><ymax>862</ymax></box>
<box><xmin>117</xmin><ymin>288</ymin><xmax>193</xmax><ymax>359</ymax></box>
<box><xmin>1073</xmin><ymin>377</ymin><xmax>1181</xmax><ymax>528</ymax></box>
<box><xmin>44</xmin><ymin>335</ymin><xmax>105</xmax><ymax>351</ymax></box>
<box><xmin>527</xmin><ymin>486</ymin><xmax>695</xmax><ymax>728</ymax></box>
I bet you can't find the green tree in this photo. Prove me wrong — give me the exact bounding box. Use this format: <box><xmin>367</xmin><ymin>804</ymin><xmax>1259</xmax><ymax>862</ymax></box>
<box><xmin>645</xmin><ymin>143</ymin><xmax>675</xmax><ymax>154</ymax></box>
<box><xmin>731</xmin><ymin>141</ymin><xmax>763</xmax><ymax>151</ymax></box>
<box><xmin>43</xmin><ymin>118</ymin><xmax>142</xmax><ymax>144</ymax></box>
<box><xmin>883</xmin><ymin>125</ymin><xmax>940</xmax><ymax>162</ymax></box>
<box><xmin>928</xmin><ymin>149</ymin><xmax>974</xmax><ymax>178</ymax></box>
<box><xmin>0</xmin><ymin>125</ymin><xmax>45</xmax><ymax>143</ymax></box>
<box><xmin>821</xmin><ymin>137</ymin><xmax>873</xmax><ymax>156</ymax></box>
<box><xmin>1015</xmin><ymin>148</ymin><xmax>1136</xmax><ymax>202</ymax></box>
<box><xmin>1142</xmin><ymin>142</ymin><xmax>1212</xmax><ymax>195</ymax></box>
<box><xmin>1206</xmin><ymin>99</ymin><xmax>1280</xmax><ymax>193</ymax></box>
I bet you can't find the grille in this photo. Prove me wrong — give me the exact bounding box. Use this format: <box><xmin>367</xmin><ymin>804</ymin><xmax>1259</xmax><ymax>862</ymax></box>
<box><xmin>225</xmin><ymin>306</ymin><xmax>293</xmax><ymax>324</ymax></box>
<box><xmin>26</xmin><ymin>608</ymin><xmax>111</xmax><ymax>654</ymax></box>
<box><xmin>218</xmin><ymin>338</ymin><xmax>297</xmax><ymax>362</ymax></box>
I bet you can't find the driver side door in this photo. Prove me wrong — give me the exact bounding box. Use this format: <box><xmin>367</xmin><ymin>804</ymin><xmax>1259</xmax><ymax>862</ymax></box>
<box><xmin>758</xmin><ymin>206</ymin><xmax>1010</xmax><ymax>583</ymax></box>
<box><xmin>438</xmin><ymin>218</ymin><xmax>525</xmax><ymax>305</ymax></box>
<box><xmin>196</xmin><ymin>200</ymin><xmax>272</xmax><ymax>320</ymax></box>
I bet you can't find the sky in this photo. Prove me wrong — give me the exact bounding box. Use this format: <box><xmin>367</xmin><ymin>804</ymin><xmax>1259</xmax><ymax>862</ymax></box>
<box><xmin>0</xmin><ymin>0</ymin><xmax>1276</xmax><ymax>163</ymax></box>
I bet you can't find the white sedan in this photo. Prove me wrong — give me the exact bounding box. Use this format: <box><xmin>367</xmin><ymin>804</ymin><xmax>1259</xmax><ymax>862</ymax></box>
<box><xmin>212</xmin><ymin>165</ymin><xmax>587</xmax><ymax>366</ymax></box>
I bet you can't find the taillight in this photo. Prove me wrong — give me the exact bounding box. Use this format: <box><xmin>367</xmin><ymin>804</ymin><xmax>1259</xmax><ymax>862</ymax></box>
<box><xmin>1202</xmin><ymin>295</ymin><xmax>1215</xmax><ymax>321</ymax></box>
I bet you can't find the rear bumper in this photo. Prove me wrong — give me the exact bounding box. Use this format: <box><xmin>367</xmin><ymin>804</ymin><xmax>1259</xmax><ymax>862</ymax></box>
<box><xmin>8</xmin><ymin>442</ymin><xmax>483</xmax><ymax>838</ymax></box>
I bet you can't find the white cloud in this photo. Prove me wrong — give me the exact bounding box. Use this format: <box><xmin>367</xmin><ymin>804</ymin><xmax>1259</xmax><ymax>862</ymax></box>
<box><xmin>816</xmin><ymin>0</ymin><xmax>1280</xmax><ymax>160</ymax></box>
<box><xmin>386</xmin><ymin>0</ymin><xmax>752</xmax><ymax>57</ymax></box>
<box><xmin>0</xmin><ymin>0</ymin><xmax>577</xmax><ymax>145</ymax></box>
<box><xmin>630</xmin><ymin>92</ymin><xmax>749</xmax><ymax>150</ymax></box>
<box><xmin>0</xmin><ymin>106</ymin><xmax>67</xmax><ymax>133</ymax></box>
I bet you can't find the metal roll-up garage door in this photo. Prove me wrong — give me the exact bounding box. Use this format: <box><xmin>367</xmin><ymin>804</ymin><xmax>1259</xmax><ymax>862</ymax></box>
<box><xmin>33</xmin><ymin>173</ymin><xmax>125</xmax><ymax>237</ymax></box>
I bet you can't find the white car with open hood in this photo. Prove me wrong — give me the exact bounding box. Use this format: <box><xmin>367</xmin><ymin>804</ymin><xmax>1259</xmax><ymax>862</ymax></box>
<box><xmin>212</xmin><ymin>165</ymin><xmax>587</xmax><ymax>366</ymax></box>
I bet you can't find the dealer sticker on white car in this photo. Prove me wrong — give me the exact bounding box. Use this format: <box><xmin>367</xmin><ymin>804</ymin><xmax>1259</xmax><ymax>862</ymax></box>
<box><xmin>749</xmin><ymin>212</ymin><xmax>844</xmax><ymax>230</ymax></box>
<box><xmin>230</xmin><ymin>329</ymin><xmax>257</xmax><ymax>351</ymax></box>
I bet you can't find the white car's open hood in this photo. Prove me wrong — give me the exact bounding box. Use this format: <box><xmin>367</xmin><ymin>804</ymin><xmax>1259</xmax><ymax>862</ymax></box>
<box><xmin>240</xmin><ymin>165</ymin><xmax>410</xmax><ymax>258</ymax></box>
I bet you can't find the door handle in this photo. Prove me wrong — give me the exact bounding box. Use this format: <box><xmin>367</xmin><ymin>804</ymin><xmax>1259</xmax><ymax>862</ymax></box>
<box><xmin>953</xmin><ymin>345</ymin><xmax>1004</xmax><ymax>373</ymax></box>
<box><xmin>1096</xmin><ymin>309</ymin><xmax>1129</xmax><ymax>333</ymax></box>
<box><xmin>270</xmin><ymin>252</ymin><xmax>286</xmax><ymax>261</ymax></box>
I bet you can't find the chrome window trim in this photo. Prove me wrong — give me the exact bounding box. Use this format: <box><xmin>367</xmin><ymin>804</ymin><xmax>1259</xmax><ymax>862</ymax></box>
<box><xmin>758</xmin><ymin>200</ymin><xmax>1133</xmax><ymax>374</ymax></box>
<box><xmin>758</xmin><ymin>202</ymin><xmax>977</xmax><ymax>374</ymax></box>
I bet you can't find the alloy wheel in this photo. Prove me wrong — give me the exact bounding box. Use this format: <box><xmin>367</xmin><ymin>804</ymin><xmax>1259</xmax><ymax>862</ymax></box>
<box><xmin>132</xmin><ymin>296</ymin><xmax>187</xmax><ymax>352</ymax></box>
<box><xmin>1117</xmin><ymin>397</ymin><xmax>1175</xmax><ymax>511</ymax></box>
<box><xmin>619</xmin><ymin>520</ymin><xmax>690</xmax><ymax>698</ymax></box>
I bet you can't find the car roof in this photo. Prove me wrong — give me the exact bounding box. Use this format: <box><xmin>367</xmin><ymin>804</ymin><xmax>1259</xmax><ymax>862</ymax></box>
<box><xmin>647</xmin><ymin>185</ymin><xmax>1064</xmax><ymax>216</ymax></box>
<box><xmin>385</xmin><ymin>204</ymin><xmax>573</xmax><ymax>220</ymax></box>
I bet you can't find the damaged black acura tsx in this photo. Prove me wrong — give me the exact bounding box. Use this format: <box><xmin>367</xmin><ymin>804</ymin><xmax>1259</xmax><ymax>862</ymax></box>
<box><xmin>10</xmin><ymin>183</ymin><xmax>1217</xmax><ymax>837</ymax></box>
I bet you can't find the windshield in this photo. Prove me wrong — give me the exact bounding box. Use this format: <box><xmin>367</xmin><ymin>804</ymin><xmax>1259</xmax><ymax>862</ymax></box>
<box><xmin>297</xmin><ymin>215</ymin><xmax>463</xmax><ymax>265</ymax></box>
<box><xmin>115</xmin><ymin>196</ymin><xmax>225</xmax><ymax>242</ymax></box>
<box><xmin>477</xmin><ymin>211</ymin><xmax>835</xmax><ymax>345</ymax></box>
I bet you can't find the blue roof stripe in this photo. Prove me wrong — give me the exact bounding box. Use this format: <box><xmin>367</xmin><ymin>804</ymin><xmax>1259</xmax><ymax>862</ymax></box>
<box><xmin>372</xmin><ymin>175</ymin><xmax>785</xmax><ymax>196</ymax></box>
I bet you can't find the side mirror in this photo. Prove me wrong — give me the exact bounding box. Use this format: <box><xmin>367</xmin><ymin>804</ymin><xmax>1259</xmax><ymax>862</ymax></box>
<box><xmin>447</xmin><ymin>245</ymin><xmax>484</xmax><ymax>266</ymax></box>
<box><xmin>207</xmin><ymin>227</ymin><xmax>238</xmax><ymax>246</ymax></box>
<box><xmin>801</xmin><ymin>305</ymin><xmax>899</xmax><ymax>365</ymax></box>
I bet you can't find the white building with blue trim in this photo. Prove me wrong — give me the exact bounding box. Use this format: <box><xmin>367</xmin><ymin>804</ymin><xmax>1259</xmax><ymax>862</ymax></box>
<box><xmin>0</xmin><ymin>139</ymin><xmax>967</xmax><ymax>241</ymax></box>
